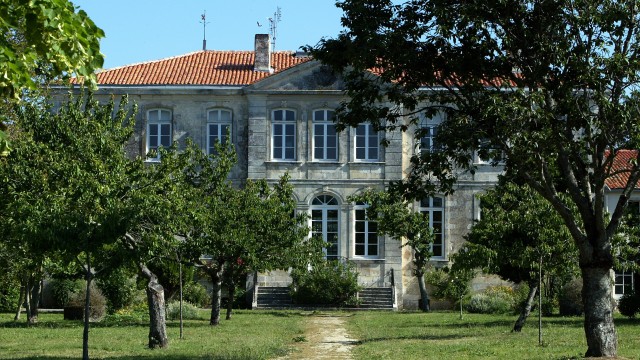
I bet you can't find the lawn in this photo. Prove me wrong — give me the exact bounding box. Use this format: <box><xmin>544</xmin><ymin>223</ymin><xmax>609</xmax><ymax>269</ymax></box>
<box><xmin>0</xmin><ymin>310</ymin><xmax>305</xmax><ymax>359</ymax></box>
<box><xmin>345</xmin><ymin>311</ymin><xmax>640</xmax><ymax>360</ymax></box>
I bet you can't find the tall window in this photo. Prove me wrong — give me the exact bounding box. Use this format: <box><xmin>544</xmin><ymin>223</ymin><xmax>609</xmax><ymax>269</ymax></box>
<box><xmin>420</xmin><ymin>196</ymin><xmax>445</xmax><ymax>258</ymax></box>
<box><xmin>146</xmin><ymin>109</ymin><xmax>172</xmax><ymax>161</ymax></box>
<box><xmin>354</xmin><ymin>123</ymin><xmax>378</xmax><ymax>161</ymax></box>
<box><xmin>313</xmin><ymin>109</ymin><xmax>338</xmax><ymax>161</ymax></box>
<box><xmin>311</xmin><ymin>195</ymin><xmax>339</xmax><ymax>259</ymax></box>
<box><xmin>272</xmin><ymin>109</ymin><xmax>296</xmax><ymax>160</ymax></box>
<box><xmin>418</xmin><ymin>111</ymin><xmax>444</xmax><ymax>154</ymax></box>
<box><xmin>354</xmin><ymin>202</ymin><xmax>378</xmax><ymax>257</ymax></box>
<box><xmin>208</xmin><ymin>109</ymin><xmax>232</xmax><ymax>155</ymax></box>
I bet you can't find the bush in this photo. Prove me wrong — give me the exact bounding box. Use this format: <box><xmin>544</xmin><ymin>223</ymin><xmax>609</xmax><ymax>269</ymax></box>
<box><xmin>166</xmin><ymin>301</ymin><xmax>201</xmax><ymax>320</ymax></box>
<box><xmin>559</xmin><ymin>278</ymin><xmax>583</xmax><ymax>316</ymax></box>
<box><xmin>49</xmin><ymin>278</ymin><xmax>84</xmax><ymax>308</ymax></box>
<box><xmin>465</xmin><ymin>285</ymin><xmax>516</xmax><ymax>314</ymax></box>
<box><xmin>618</xmin><ymin>292</ymin><xmax>640</xmax><ymax>318</ymax></box>
<box><xmin>67</xmin><ymin>282</ymin><xmax>107</xmax><ymax>322</ymax></box>
<box><xmin>290</xmin><ymin>260</ymin><xmax>361</xmax><ymax>307</ymax></box>
<box><xmin>0</xmin><ymin>280</ymin><xmax>20</xmax><ymax>312</ymax></box>
<box><xmin>96</xmin><ymin>267</ymin><xmax>138</xmax><ymax>313</ymax></box>
<box><xmin>182</xmin><ymin>282</ymin><xmax>210</xmax><ymax>308</ymax></box>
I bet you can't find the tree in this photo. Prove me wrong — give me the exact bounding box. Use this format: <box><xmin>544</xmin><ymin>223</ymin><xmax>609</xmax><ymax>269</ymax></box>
<box><xmin>452</xmin><ymin>182</ymin><xmax>578</xmax><ymax>331</ymax></box>
<box><xmin>309</xmin><ymin>1</ymin><xmax>640</xmax><ymax>356</ymax></box>
<box><xmin>349</xmin><ymin>188</ymin><xmax>435</xmax><ymax>311</ymax></box>
<box><xmin>180</xmin><ymin>142</ymin><xmax>316</xmax><ymax>325</ymax></box>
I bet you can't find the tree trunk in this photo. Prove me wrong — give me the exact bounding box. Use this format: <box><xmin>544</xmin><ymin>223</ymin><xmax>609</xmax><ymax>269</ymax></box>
<box><xmin>209</xmin><ymin>268</ymin><xmax>222</xmax><ymax>326</ymax></box>
<box><xmin>82</xmin><ymin>267</ymin><xmax>93</xmax><ymax>360</ymax></box>
<box><xmin>226</xmin><ymin>280</ymin><xmax>235</xmax><ymax>321</ymax></box>
<box><xmin>582</xmin><ymin>266</ymin><xmax>617</xmax><ymax>357</ymax></box>
<box><xmin>140</xmin><ymin>263</ymin><xmax>168</xmax><ymax>349</ymax></box>
<box><xmin>28</xmin><ymin>276</ymin><xmax>42</xmax><ymax>324</ymax></box>
<box><xmin>513</xmin><ymin>281</ymin><xmax>538</xmax><ymax>332</ymax></box>
<box><xmin>14</xmin><ymin>280</ymin><xmax>25</xmax><ymax>321</ymax></box>
<box><xmin>23</xmin><ymin>277</ymin><xmax>32</xmax><ymax>325</ymax></box>
<box><xmin>416</xmin><ymin>271</ymin><xmax>430</xmax><ymax>312</ymax></box>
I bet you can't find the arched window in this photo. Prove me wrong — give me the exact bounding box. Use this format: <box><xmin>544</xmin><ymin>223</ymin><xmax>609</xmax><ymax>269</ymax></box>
<box><xmin>207</xmin><ymin>109</ymin><xmax>232</xmax><ymax>155</ymax></box>
<box><xmin>272</xmin><ymin>109</ymin><xmax>296</xmax><ymax>160</ymax></box>
<box><xmin>313</xmin><ymin>109</ymin><xmax>337</xmax><ymax>161</ymax></box>
<box><xmin>146</xmin><ymin>109</ymin><xmax>172</xmax><ymax>161</ymax></box>
<box><xmin>310</xmin><ymin>195</ymin><xmax>339</xmax><ymax>259</ymax></box>
<box><xmin>354</xmin><ymin>202</ymin><xmax>378</xmax><ymax>258</ymax></box>
<box><xmin>419</xmin><ymin>196</ymin><xmax>445</xmax><ymax>258</ymax></box>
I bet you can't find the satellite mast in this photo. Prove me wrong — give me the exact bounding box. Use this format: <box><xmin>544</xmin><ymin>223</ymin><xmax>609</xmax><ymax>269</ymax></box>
<box><xmin>200</xmin><ymin>11</ymin><xmax>210</xmax><ymax>50</ymax></box>
<box><xmin>268</xmin><ymin>7</ymin><xmax>281</xmax><ymax>50</ymax></box>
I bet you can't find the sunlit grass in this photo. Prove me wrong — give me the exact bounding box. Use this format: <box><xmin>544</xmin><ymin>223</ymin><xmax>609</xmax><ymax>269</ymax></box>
<box><xmin>0</xmin><ymin>310</ymin><xmax>305</xmax><ymax>359</ymax></box>
<box><xmin>345</xmin><ymin>311</ymin><xmax>640</xmax><ymax>360</ymax></box>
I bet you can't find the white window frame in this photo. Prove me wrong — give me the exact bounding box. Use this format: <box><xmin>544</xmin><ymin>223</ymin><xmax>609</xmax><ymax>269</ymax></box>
<box><xmin>146</xmin><ymin>109</ymin><xmax>172</xmax><ymax>162</ymax></box>
<box><xmin>417</xmin><ymin>111</ymin><xmax>444</xmax><ymax>154</ymax></box>
<box><xmin>272</xmin><ymin>109</ymin><xmax>296</xmax><ymax>161</ymax></box>
<box><xmin>312</xmin><ymin>109</ymin><xmax>338</xmax><ymax>161</ymax></box>
<box><xmin>353</xmin><ymin>202</ymin><xmax>379</xmax><ymax>258</ymax></box>
<box><xmin>474</xmin><ymin>139</ymin><xmax>505</xmax><ymax>165</ymax></box>
<box><xmin>614</xmin><ymin>270</ymin><xmax>634</xmax><ymax>298</ymax></box>
<box><xmin>419</xmin><ymin>196</ymin><xmax>445</xmax><ymax>259</ymax></box>
<box><xmin>207</xmin><ymin>109</ymin><xmax>232</xmax><ymax>155</ymax></box>
<box><xmin>354</xmin><ymin>123</ymin><xmax>379</xmax><ymax>162</ymax></box>
<box><xmin>310</xmin><ymin>195</ymin><xmax>340</xmax><ymax>260</ymax></box>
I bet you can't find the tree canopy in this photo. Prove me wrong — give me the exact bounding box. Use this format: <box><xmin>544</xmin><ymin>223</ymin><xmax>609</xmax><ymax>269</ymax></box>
<box><xmin>309</xmin><ymin>0</ymin><xmax>640</xmax><ymax>356</ymax></box>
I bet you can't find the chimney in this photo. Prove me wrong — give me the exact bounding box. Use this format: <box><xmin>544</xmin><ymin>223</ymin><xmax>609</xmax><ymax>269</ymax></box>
<box><xmin>254</xmin><ymin>34</ymin><xmax>272</xmax><ymax>73</ymax></box>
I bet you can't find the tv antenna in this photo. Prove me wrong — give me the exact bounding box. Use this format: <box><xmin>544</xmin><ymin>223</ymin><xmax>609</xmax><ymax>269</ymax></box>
<box><xmin>269</xmin><ymin>7</ymin><xmax>281</xmax><ymax>50</ymax></box>
<box><xmin>200</xmin><ymin>10</ymin><xmax>210</xmax><ymax>50</ymax></box>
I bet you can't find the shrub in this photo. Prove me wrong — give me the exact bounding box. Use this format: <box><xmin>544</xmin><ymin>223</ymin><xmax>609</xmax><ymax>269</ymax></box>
<box><xmin>465</xmin><ymin>285</ymin><xmax>516</xmax><ymax>314</ymax></box>
<box><xmin>67</xmin><ymin>282</ymin><xmax>107</xmax><ymax>322</ymax></box>
<box><xmin>290</xmin><ymin>260</ymin><xmax>361</xmax><ymax>307</ymax></box>
<box><xmin>182</xmin><ymin>282</ymin><xmax>210</xmax><ymax>308</ymax></box>
<box><xmin>96</xmin><ymin>267</ymin><xmax>138</xmax><ymax>313</ymax></box>
<box><xmin>559</xmin><ymin>278</ymin><xmax>583</xmax><ymax>316</ymax></box>
<box><xmin>618</xmin><ymin>292</ymin><xmax>640</xmax><ymax>318</ymax></box>
<box><xmin>166</xmin><ymin>301</ymin><xmax>201</xmax><ymax>320</ymax></box>
<box><xmin>0</xmin><ymin>280</ymin><xmax>20</xmax><ymax>312</ymax></box>
<box><xmin>49</xmin><ymin>278</ymin><xmax>84</xmax><ymax>308</ymax></box>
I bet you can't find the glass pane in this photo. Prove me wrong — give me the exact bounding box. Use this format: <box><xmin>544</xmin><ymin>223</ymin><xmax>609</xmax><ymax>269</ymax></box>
<box><xmin>355</xmin><ymin>244</ymin><xmax>365</xmax><ymax>256</ymax></box>
<box><xmin>209</xmin><ymin>111</ymin><xmax>219</xmax><ymax>122</ymax></box>
<box><xmin>356</xmin><ymin>209</ymin><xmax>366</xmax><ymax>221</ymax></box>
<box><xmin>327</xmin><ymin>133</ymin><xmax>336</xmax><ymax>147</ymax></box>
<box><xmin>286</xmin><ymin>124</ymin><xmax>295</xmax><ymax>136</ymax></box>
<box><xmin>433</xmin><ymin>211</ymin><xmax>442</xmax><ymax>222</ymax></box>
<box><xmin>273</xmin><ymin>147</ymin><xmax>282</xmax><ymax>159</ymax></box>
<box><xmin>312</xmin><ymin>210</ymin><xmax>322</xmax><ymax>220</ymax></box>
<box><xmin>355</xmin><ymin>233</ymin><xmax>365</xmax><ymax>244</ymax></box>
<box><xmin>355</xmin><ymin>221</ymin><xmax>365</xmax><ymax>232</ymax></box>
<box><xmin>285</xmin><ymin>135</ymin><xmax>295</xmax><ymax>147</ymax></box>
<box><xmin>327</xmin><ymin>111</ymin><xmax>335</xmax><ymax>121</ymax></box>
<box><xmin>327</xmin><ymin>222</ymin><xmax>338</xmax><ymax>233</ymax></box>
<box><xmin>285</xmin><ymin>148</ymin><xmax>294</xmax><ymax>159</ymax></box>
<box><xmin>356</xmin><ymin>147</ymin><xmax>365</xmax><ymax>159</ymax></box>
<box><xmin>315</xmin><ymin>145</ymin><xmax>324</xmax><ymax>159</ymax></box>
<box><xmin>314</xmin><ymin>110</ymin><xmax>324</xmax><ymax>121</ymax></box>
<box><xmin>368</xmin><ymin>146</ymin><xmax>378</xmax><ymax>160</ymax></box>
<box><xmin>327</xmin><ymin>209</ymin><xmax>338</xmax><ymax>219</ymax></box>
<box><xmin>327</xmin><ymin>148</ymin><xmax>337</xmax><ymax>160</ymax></box>
<box><xmin>285</xmin><ymin>110</ymin><xmax>295</xmax><ymax>121</ymax></box>
<box><xmin>273</xmin><ymin>110</ymin><xmax>283</xmax><ymax>121</ymax></box>
<box><xmin>433</xmin><ymin>197</ymin><xmax>443</xmax><ymax>208</ymax></box>
<box><xmin>273</xmin><ymin>125</ymin><xmax>282</xmax><ymax>136</ymax></box>
<box><xmin>160</xmin><ymin>110</ymin><xmax>171</xmax><ymax>121</ymax></box>
<box><xmin>315</xmin><ymin>124</ymin><xmax>324</xmax><ymax>136</ymax></box>
<box><xmin>220</xmin><ymin>110</ymin><xmax>231</xmax><ymax>122</ymax></box>
<box><xmin>368</xmin><ymin>243</ymin><xmax>378</xmax><ymax>256</ymax></box>
<box><xmin>148</xmin><ymin>135</ymin><xmax>157</xmax><ymax>148</ymax></box>
<box><xmin>356</xmin><ymin>125</ymin><xmax>366</xmax><ymax>136</ymax></box>
<box><xmin>148</xmin><ymin>110</ymin><xmax>158</xmax><ymax>122</ymax></box>
<box><xmin>149</xmin><ymin>124</ymin><xmax>158</xmax><ymax>136</ymax></box>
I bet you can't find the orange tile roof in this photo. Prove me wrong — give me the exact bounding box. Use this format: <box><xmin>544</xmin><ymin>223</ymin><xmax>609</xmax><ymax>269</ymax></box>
<box><xmin>82</xmin><ymin>50</ymin><xmax>310</xmax><ymax>86</ymax></box>
<box><xmin>606</xmin><ymin>149</ymin><xmax>640</xmax><ymax>189</ymax></box>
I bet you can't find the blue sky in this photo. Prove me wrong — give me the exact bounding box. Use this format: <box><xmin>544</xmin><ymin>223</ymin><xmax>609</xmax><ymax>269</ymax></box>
<box><xmin>72</xmin><ymin>0</ymin><xmax>345</xmax><ymax>70</ymax></box>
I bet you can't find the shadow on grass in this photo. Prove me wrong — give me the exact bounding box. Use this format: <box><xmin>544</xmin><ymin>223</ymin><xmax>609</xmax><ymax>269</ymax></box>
<box><xmin>7</xmin><ymin>356</ymin><xmax>269</xmax><ymax>360</ymax></box>
<box><xmin>356</xmin><ymin>333</ymin><xmax>469</xmax><ymax>344</ymax></box>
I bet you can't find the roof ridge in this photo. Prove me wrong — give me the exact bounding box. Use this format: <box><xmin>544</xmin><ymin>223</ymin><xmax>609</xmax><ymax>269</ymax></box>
<box><xmin>98</xmin><ymin>50</ymin><xmax>297</xmax><ymax>73</ymax></box>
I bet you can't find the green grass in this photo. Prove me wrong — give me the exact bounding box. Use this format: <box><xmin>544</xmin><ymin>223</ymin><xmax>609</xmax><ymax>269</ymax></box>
<box><xmin>0</xmin><ymin>310</ymin><xmax>305</xmax><ymax>359</ymax></box>
<box><xmin>345</xmin><ymin>311</ymin><xmax>640</xmax><ymax>360</ymax></box>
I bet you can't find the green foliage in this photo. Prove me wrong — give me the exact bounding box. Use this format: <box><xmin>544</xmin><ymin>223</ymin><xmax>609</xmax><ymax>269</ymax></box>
<box><xmin>290</xmin><ymin>260</ymin><xmax>361</xmax><ymax>307</ymax></box>
<box><xmin>618</xmin><ymin>292</ymin><xmax>640</xmax><ymax>318</ymax></box>
<box><xmin>559</xmin><ymin>278</ymin><xmax>584</xmax><ymax>316</ymax></box>
<box><xmin>0</xmin><ymin>0</ymin><xmax>104</xmax><ymax>98</ymax></box>
<box><xmin>465</xmin><ymin>286</ymin><xmax>517</xmax><ymax>314</ymax></box>
<box><xmin>166</xmin><ymin>301</ymin><xmax>201</xmax><ymax>320</ymax></box>
<box><xmin>49</xmin><ymin>278</ymin><xmax>84</xmax><ymax>308</ymax></box>
<box><xmin>424</xmin><ymin>267</ymin><xmax>473</xmax><ymax>303</ymax></box>
<box><xmin>96</xmin><ymin>267</ymin><xmax>138</xmax><ymax>313</ymax></box>
<box><xmin>67</xmin><ymin>282</ymin><xmax>107</xmax><ymax>321</ymax></box>
<box><xmin>182</xmin><ymin>282</ymin><xmax>210</xmax><ymax>308</ymax></box>
<box><xmin>0</xmin><ymin>280</ymin><xmax>19</xmax><ymax>312</ymax></box>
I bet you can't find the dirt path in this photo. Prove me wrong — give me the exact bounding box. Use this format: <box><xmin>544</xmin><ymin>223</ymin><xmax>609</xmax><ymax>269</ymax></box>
<box><xmin>277</xmin><ymin>313</ymin><xmax>358</xmax><ymax>359</ymax></box>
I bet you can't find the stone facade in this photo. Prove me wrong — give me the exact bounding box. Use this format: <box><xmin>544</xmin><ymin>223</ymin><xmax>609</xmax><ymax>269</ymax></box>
<box><xmin>65</xmin><ymin>38</ymin><xmax>507</xmax><ymax>310</ymax></box>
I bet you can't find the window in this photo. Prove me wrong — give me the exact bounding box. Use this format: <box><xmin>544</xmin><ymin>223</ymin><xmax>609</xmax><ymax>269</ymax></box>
<box><xmin>313</xmin><ymin>110</ymin><xmax>338</xmax><ymax>161</ymax></box>
<box><xmin>146</xmin><ymin>109</ymin><xmax>172</xmax><ymax>161</ymax></box>
<box><xmin>311</xmin><ymin>195</ymin><xmax>339</xmax><ymax>259</ymax></box>
<box><xmin>615</xmin><ymin>271</ymin><xmax>634</xmax><ymax>297</ymax></box>
<box><xmin>272</xmin><ymin>109</ymin><xmax>296</xmax><ymax>160</ymax></box>
<box><xmin>419</xmin><ymin>196</ymin><xmax>445</xmax><ymax>258</ymax></box>
<box><xmin>475</xmin><ymin>139</ymin><xmax>504</xmax><ymax>164</ymax></box>
<box><xmin>417</xmin><ymin>111</ymin><xmax>444</xmax><ymax>153</ymax></box>
<box><xmin>354</xmin><ymin>123</ymin><xmax>378</xmax><ymax>161</ymax></box>
<box><xmin>354</xmin><ymin>202</ymin><xmax>378</xmax><ymax>257</ymax></box>
<box><xmin>207</xmin><ymin>109</ymin><xmax>232</xmax><ymax>155</ymax></box>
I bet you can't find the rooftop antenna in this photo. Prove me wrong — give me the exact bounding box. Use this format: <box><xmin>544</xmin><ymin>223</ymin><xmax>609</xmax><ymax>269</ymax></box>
<box><xmin>200</xmin><ymin>11</ymin><xmax>210</xmax><ymax>50</ymax></box>
<box><xmin>269</xmin><ymin>7</ymin><xmax>281</xmax><ymax>50</ymax></box>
